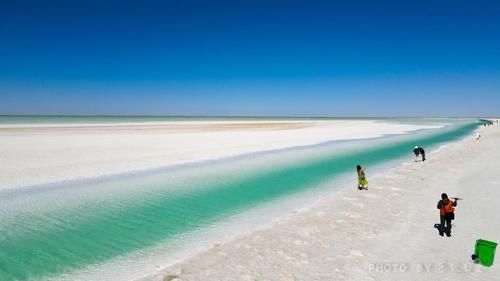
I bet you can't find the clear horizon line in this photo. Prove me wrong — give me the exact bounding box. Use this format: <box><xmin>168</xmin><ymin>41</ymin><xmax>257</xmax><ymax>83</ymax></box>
<box><xmin>0</xmin><ymin>114</ymin><xmax>497</xmax><ymax>119</ymax></box>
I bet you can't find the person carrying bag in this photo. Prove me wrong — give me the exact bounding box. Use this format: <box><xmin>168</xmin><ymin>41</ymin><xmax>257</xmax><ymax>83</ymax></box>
<box><xmin>437</xmin><ymin>193</ymin><xmax>457</xmax><ymax>237</ymax></box>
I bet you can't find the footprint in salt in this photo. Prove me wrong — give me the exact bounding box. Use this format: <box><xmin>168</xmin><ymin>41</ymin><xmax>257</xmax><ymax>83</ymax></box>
<box><xmin>301</xmin><ymin>226</ymin><xmax>320</xmax><ymax>235</ymax></box>
<box><xmin>162</xmin><ymin>275</ymin><xmax>179</xmax><ymax>281</ymax></box>
<box><xmin>352</xmin><ymin>202</ymin><xmax>365</xmax><ymax>209</ymax></box>
<box><xmin>300</xmin><ymin>258</ymin><xmax>310</xmax><ymax>265</ymax></box>
<box><xmin>295</xmin><ymin>207</ymin><xmax>310</xmax><ymax>213</ymax></box>
<box><xmin>239</xmin><ymin>273</ymin><xmax>255</xmax><ymax>281</ymax></box>
<box><xmin>363</xmin><ymin>230</ymin><xmax>378</xmax><ymax>240</ymax></box>
<box><xmin>316</xmin><ymin>211</ymin><xmax>325</xmax><ymax>217</ymax></box>
<box><xmin>343</xmin><ymin>211</ymin><xmax>361</xmax><ymax>219</ymax></box>
<box><xmin>362</xmin><ymin>193</ymin><xmax>380</xmax><ymax>199</ymax></box>
<box><xmin>336</xmin><ymin>254</ymin><xmax>353</xmax><ymax>261</ymax></box>
<box><xmin>350</xmin><ymin>249</ymin><xmax>365</xmax><ymax>257</ymax></box>
<box><xmin>329</xmin><ymin>222</ymin><xmax>338</xmax><ymax>229</ymax></box>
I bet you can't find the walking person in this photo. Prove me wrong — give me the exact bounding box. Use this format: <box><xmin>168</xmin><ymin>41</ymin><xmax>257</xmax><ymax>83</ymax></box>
<box><xmin>413</xmin><ymin>146</ymin><xmax>426</xmax><ymax>161</ymax></box>
<box><xmin>356</xmin><ymin>165</ymin><xmax>368</xmax><ymax>190</ymax></box>
<box><xmin>437</xmin><ymin>193</ymin><xmax>457</xmax><ymax>237</ymax></box>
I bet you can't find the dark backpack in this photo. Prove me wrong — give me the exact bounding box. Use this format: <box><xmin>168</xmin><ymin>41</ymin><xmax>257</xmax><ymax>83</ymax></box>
<box><xmin>445</xmin><ymin>212</ymin><xmax>455</xmax><ymax>220</ymax></box>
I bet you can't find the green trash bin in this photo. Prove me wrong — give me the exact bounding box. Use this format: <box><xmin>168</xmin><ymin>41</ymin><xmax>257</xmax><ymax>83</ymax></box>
<box><xmin>471</xmin><ymin>239</ymin><xmax>498</xmax><ymax>267</ymax></box>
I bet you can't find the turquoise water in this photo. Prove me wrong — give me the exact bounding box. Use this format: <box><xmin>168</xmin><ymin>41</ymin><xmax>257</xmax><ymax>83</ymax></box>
<box><xmin>0</xmin><ymin>120</ymin><xmax>480</xmax><ymax>280</ymax></box>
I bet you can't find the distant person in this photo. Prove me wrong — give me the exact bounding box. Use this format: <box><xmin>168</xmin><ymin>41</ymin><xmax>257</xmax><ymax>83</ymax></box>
<box><xmin>476</xmin><ymin>132</ymin><xmax>481</xmax><ymax>140</ymax></box>
<box><xmin>436</xmin><ymin>193</ymin><xmax>457</xmax><ymax>237</ymax></box>
<box><xmin>413</xmin><ymin>146</ymin><xmax>426</xmax><ymax>161</ymax></box>
<box><xmin>356</xmin><ymin>165</ymin><xmax>368</xmax><ymax>190</ymax></box>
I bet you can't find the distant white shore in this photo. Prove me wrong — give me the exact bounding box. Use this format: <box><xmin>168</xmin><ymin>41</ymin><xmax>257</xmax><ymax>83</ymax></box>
<box><xmin>0</xmin><ymin>120</ymin><xmax>441</xmax><ymax>189</ymax></box>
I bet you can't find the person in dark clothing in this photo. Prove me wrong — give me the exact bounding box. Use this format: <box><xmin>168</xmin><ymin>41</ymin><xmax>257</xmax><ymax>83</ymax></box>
<box><xmin>437</xmin><ymin>193</ymin><xmax>457</xmax><ymax>237</ymax></box>
<box><xmin>413</xmin><ymin>146</ymin><xmax>426</xmax><ymax>161</ymax></box>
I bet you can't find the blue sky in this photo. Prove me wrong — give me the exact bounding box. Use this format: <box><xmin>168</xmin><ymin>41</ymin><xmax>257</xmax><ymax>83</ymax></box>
<box><xmin>1</xmin><ymin>0</ymin><xmax>499</xmax><ymax>116</ymax></box>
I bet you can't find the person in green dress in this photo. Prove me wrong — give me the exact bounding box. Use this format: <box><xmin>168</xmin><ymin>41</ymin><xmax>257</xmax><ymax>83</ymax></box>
<box><xmin>356</xmin><ymin>165</ymin><xmax>368</xmax><ymax>190</ymax></box>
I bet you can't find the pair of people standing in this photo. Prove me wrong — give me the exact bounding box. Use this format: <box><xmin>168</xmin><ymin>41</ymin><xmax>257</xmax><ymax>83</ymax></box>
<box><xmin>413</xmin><ymin>146</ymin><xmax>426</xmax><ymax>161</ymax></box>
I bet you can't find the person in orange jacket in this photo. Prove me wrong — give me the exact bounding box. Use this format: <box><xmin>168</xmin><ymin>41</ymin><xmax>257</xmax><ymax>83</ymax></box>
<box><xmin>437</xmin><ymin>193</ymin><xmax>457</xmax><ymax>237</ymax></box>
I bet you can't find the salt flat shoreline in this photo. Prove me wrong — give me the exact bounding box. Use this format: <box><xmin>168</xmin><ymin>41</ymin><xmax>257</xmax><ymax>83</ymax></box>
<box><xmin>149</xmin><ymin>124</ymin><xmax>500</xmax><ymax>281</ymax></box>
<box><xmin>0</xmin><ymin>120</ymin><xmax>441</xmax><ymax>189</ymax></box>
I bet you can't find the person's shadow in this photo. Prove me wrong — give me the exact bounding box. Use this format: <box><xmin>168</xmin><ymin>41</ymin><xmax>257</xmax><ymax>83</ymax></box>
<box><xmin>434</xmin><ymin>223</ymin><xmax>444</xmax><ymax>236</ymax></box>
<box><xmin>434</xmin><ymin>223</ymin><xmax>452</xmax><ymax>237</ymax></box>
